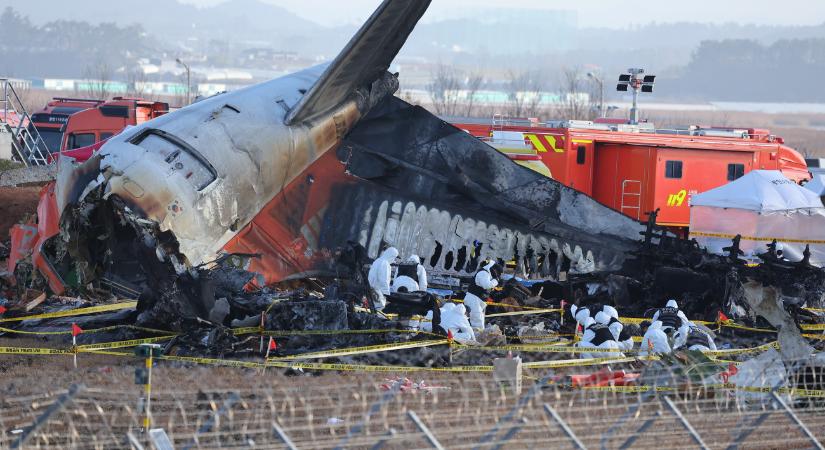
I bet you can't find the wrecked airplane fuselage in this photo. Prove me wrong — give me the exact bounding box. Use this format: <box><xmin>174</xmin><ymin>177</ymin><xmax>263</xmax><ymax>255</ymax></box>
<box><xmin>23</xmin><ymin>0</ymin><xmax>641</xmax><ymax>327</ymax></box>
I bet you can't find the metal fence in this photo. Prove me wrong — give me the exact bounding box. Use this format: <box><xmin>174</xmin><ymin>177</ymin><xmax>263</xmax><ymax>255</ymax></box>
<box><xmin>2</xmin><ymin>363</ymin><xmax>825</xmax><ymax>450</ymax></box>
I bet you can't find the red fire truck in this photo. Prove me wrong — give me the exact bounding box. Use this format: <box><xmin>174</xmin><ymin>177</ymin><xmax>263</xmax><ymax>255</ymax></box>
<box><xmin>29</xmin><ymin>98</ymin><xmax>105</xmax><ymax>154</ymax></box>
<box><xmin>56</xmin><ymin>97</ymin><xmax>169</xmax><ymax>157</ymax></box>
<box><xmin>451</xmin><ymin>117</ymin><xmax>810</xmax><ymax>230</ymax></box>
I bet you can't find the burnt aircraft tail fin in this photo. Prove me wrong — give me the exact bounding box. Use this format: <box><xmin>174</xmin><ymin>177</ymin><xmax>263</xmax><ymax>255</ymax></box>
<box><xmin>285</xmin><ymin>0</ymin><xmax>431</xmax><ymax>125</ymax></box>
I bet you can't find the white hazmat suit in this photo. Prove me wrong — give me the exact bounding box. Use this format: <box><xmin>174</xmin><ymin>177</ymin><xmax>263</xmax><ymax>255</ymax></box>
<box><xmin>367</xmin><ymin>247</ymin><xmax>398</xmax><ymax>310</ymax></box>
<box><xmin>424</xmin><ymin>303</ymin><xmax>475</xmax><ymax>343</ymax></box>
<box><xmin>391</xmin><ymin>255</ymin><xmax>428</xmax><ymax>293</ymax></box>
<box><xmin>639</xmin><ymin>321</ymin><xmax>671</xmax><ymax>356</ymax></box>
<box><xmin>578</xmin><ymin>317</ymin><xmax>624</xmax><ymax>359</ymax></box>
<box><xmin>463</xmin><ymin>260</ymin><xmax>498</xmax><ymax>330</ymax></box>
<box><xmin>652</xmin><ymin>300</ymin><xmax>690</xmax><ymax>335</ymax></box>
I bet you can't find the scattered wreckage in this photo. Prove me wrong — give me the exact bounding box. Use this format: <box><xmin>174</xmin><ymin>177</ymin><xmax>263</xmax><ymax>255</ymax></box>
<box><xmin>0</xmin><ymin>0</ymin><xmax>824</xmax><ymax>399</ymax></box>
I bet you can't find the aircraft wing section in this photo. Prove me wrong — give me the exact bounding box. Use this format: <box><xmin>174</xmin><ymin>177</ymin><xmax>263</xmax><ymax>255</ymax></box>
<box><xmin>285</xmin><ymin>0</ymin><xmax>431</xmax><ymax>125</ymax></box>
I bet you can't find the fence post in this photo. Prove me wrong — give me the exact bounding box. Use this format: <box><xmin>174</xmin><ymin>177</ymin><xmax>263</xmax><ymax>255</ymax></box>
<box><xmin>11</xmin><ymin>384</ymin><xmax>85</xmax><ymax>449</ymax></box>
<box><xmin>543</xmin><ymin>404</ymin><xmax>587</xmax><ymax>450</ymax></box>
<box><xmin>662</xmin><ymin>397</ymin><xmax>710</xmax><ymax>450</ymax></box>
<box><xmin>408</xmin><ymin>411</ymin><xmax>444</xmax><ymax>450</ymax></box>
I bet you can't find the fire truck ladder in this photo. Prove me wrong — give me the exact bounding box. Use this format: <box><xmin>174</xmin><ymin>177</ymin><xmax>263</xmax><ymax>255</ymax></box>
<box><xmin>0</xmin><ymin>79</ymin><xmax>50</xmax><ymax>166</ymax></box>
<box><xmin>620</xmin><ymin>179</ymin><xmax>642</xmax><ymax>220</ymax></box>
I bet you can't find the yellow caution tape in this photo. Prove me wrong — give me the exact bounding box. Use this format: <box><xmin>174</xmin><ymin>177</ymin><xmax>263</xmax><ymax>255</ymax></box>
<box><xmin>269</xmin><ymin>339</ymin><xmax>448</xmax><ymax>361</ymax></box>
<box><xmin>265</xmin><ymin>360</ymin><xmax>493</xmax><ymax>373</ymax></box>
<box><xmin>455</xmin><ymin>343</ymin><xmax>640</xmax><ymax>354</ymax></box>
<box><xmin>0</xmin><ymin>301</ymin><xmax>137</xmax><ymax>323</ymax></box>
<box><xmin>524</xmin><ymin>356</ymin><xmax>641</xmax><ymax>369</ymax></box>
<box><xmin>487</xmin><ymin>308</ymin><xmax>560</xmax><ymax>318</ymax></box>
<box><xmin>689</xmin><ymin>231</ymin><xmax>825</xmax><ymax>245</ymax></box>
<box><xmin>160</xmin><ymin>353</ymin><xmax>265</xmax><ymax>369</ymax></box>
<box><xmin>0</xmin><ymin>323</ymin><xmax>173</xmax><ymax>336</ymax></box>
<box><xmin>160</xmin><ymin>353</ymin><xmax>494</xmax><ymax>373</ymax></box>
<box><xmin>76</xmin><ymin>335</ymin><xmax>177</xmax><ymax>351</ymax></box>
<box><xmin>701</xmin><ymin>341</ymin><xmax>779</xmax><ymax>357</ymax></box>
<box><xmin>454</xmin><ymin>299</ymin><xmax>552</xmax><ymax>311</ymax></box>
<box><xmin>0</xmin><ymin>346</ymin><xmax>73</xmax><ymax>355</ymax></box>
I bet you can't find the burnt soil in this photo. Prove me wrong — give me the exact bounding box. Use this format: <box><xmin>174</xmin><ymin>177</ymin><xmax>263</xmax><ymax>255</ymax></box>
<box><xmin>0</xmin><ymin>186</ymin><xmax>40</xmax><ymax>239</ymax></box>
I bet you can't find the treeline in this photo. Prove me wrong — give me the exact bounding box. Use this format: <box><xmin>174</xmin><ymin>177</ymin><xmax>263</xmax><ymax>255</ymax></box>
<box><xmin>0</xmin><ymin>7</ymin><xmax>156</xmax><ymax>78</ymax></box>
<box><xmin>669</xmin><ymin>38</ymin><xmax>825</xmax><ymax>102</ymax></box>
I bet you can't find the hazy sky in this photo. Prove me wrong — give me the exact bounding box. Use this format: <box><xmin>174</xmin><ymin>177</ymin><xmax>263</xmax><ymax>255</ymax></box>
<box><xmin>180</xmin><ymin>0</ymin><xmax>825</xmax><ymax>28</ymax></box>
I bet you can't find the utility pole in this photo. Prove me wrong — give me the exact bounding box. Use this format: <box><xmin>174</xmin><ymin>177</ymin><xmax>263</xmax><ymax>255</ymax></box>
<box><xmin>176</xmin><ymin>58</ymin><xmax>191</xmax><ymax>105</ymax></box>
<box><xmin>587</xmin><ymin>72</ymin><xmax>604</xmax><ymax>118</ymax></box>
<box><xmin>617</xmin><ymin>68</ymin><xmax>655</xmax><ymax>125</ymax></box>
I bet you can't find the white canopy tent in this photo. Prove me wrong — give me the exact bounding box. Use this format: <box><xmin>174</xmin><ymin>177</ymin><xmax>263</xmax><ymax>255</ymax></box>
<box><xmin>804</xmin><ymin>173</ymin><xmax>825</xmax><ymax>197</ymax></box>
<box><xmin>690</xmin><ymin>170</ymin><xmax>825</xmax><ymax>265</ymax></box>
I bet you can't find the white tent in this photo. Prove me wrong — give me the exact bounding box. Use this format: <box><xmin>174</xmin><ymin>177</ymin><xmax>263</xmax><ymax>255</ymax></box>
<box><xmin>804</xmin><ymin>173</ymin><xmax>825</xmax><ymax>197</ymax></box>
<box><xmin>690</xmin><ymin>170</ymin><xmax>825</xmax><ymax>265</ymax></box>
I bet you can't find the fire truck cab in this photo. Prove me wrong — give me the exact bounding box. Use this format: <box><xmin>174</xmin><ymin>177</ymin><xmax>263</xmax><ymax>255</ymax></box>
<box><xmin>59</xmin><ymin>97</ymin><xmax>169</xmax><ymax>152</ymax></box>
<box><xmin>30</xmin><ymin>98</ymin><xmax>104</xmax><ymax>154</ymax></box>
<box><xmin>453</xmin><ymin>118</ymin><xmax>810</xmax><ymax>229</ymax></box>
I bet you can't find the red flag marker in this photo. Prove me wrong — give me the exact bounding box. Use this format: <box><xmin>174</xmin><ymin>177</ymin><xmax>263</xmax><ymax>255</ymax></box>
<box><xmin>0</xmin><ymin>305</ymin><xmax>6</xmax><ymax>315</ymax></box>
<box><xmin>718</xmin><ymin>311</ymin><xmax>730</xmax><ymax>323</ymax></box>
<box><xmin>71</xmin><ymin>323</ymin><xmax>83</xmax><ymax>337</ymax></box>
<box><xmin>269</xmin><ymin>338</ymin><xmax>277</xmax><ymax>351</ymax></box>
<box><xmin>447</xmin><ymin>329</ymin><xmax>454</xmax><ymax>342</ymax></box>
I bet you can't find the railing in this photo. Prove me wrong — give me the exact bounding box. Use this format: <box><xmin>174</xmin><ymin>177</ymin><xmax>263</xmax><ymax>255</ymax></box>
<box><xmin>0</xmin><ymin>78</ymin><xmax>51</xmax><ymax>166</ymax></box>
<box><xmin>620</xmin><ymin>179</ymin><xmax>642</xmax><ymax>220</ymax></box>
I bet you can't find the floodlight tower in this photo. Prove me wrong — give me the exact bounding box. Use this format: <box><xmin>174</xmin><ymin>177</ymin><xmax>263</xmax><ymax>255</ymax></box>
<box><xmin>617</xmin><ymin>68</ymin><xmax>655</xmax><ymax>125</ymax></box>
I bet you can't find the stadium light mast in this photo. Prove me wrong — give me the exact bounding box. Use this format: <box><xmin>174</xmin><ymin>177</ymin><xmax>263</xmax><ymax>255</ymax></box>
<box><xmin>617</xmin><ymin>68</ymin><xmax>655</xmax><ymax>125</ymax></box>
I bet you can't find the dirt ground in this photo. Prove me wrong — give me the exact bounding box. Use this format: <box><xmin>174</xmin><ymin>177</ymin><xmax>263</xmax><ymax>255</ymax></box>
<box><xmin>0</xmin><ymin>186</ymin><xmax>40</xmax><ymax>240</ymax></box>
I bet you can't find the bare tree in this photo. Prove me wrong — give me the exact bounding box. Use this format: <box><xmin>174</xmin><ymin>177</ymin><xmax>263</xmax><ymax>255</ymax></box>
<box><xmin>463</xmin><ymin>72</ymin><xmax>484</xmax><ymax>117</ymax></box>
<box><xmin>82</xmin><ymin>61</ymin><xmax>113</xmax><ymax>100</ymax></box>
<box><xmin>555</xmin><ymin>67</ymin><xmax>597</xmax><ymax>121</ymax></box>
<box><xmin>126</xmin><ymin>66</ymin><xmax>149</xmax><ymax>98</ymax></box>
<box><xmin>426</xmin><ymin>63</ymin><xmax>462</xmax><ymax>116</ymax></box>
<box><xmin>504</xmin><ymin>70</ymin><xmax>545</xmax><ymax>118</ymax></box>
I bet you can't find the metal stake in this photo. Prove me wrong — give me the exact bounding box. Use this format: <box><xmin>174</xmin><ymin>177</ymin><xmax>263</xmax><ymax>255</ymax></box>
<box><xmin>771</xmin><ymin>392</ymin><xmax>825</xmax><ymax>450</ymax></box>
<box><xmin>543</xmin><ymin>404</ymin><xmax>587</xmax><ymax>450</ymax></box>
<box><xmin>491</xmin><ymin>418</ymin><xmax>528</xmax><ymax>450</ymax></box>
<box><xmin>408</xmin><ymin>410</ymin><xmax>444</xmax><ymax>450</ymax></box>
<box><xmin>11</xmin><ymin>384</ymin><xmax>85</xmax><ymax>449</ymax></box>
<box><xmin>618</xmin><ymin>410</ymin><xmax>661</xmax><ymax>450</ymax></box>
<box><xmin>663</xmin><ymin>397</ymin><xmax>710</xmax><ymax>450</ymax></box>
<box><xmin>333</xmin><ymin>380</ymin><xmax>402</xmax><ymax>450</ymax></box>
<box><xmin>272</xmin><ymin>420</ymin><xmax>299</xmax><ymax>450</ymax></box>
<box><xmin>370</xmin><ymin>428</ymin><xmax>398</xmax><ymax>450</ymax></box>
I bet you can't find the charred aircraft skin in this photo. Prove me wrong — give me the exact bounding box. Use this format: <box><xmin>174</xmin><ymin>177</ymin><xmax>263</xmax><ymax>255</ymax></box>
<box><xmin>46</xmin><ymin>0</ymin><xmax>644</xmax><ymax>296</ymax></box>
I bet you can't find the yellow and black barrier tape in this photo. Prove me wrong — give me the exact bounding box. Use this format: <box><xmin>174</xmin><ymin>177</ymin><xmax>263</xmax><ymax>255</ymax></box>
<box><xmin>0</xmin><ymin>301</ymin><xmax>137</xmax><ymax>323</ymax></box>
<box><xmin>524</xmin><ymin>356</ymin><xmax>641</xmax><ymax>369</ymax></box>
<box><xmin>76</xmin><ymin>335</ymin><xmax>177</xmax><ymax>352</ymax></box>
<box><xmin>689</xmin><ymin>231</ymin><xmax>825</xmax><ymax>246</ymax></box>
<box><xmin>152</xmin><ymin>353</ymin><xmax>495</xmax><ymax>373</ymax></box>
<box><xmin>0</xmin><ymin>323</ymin><xmax>174</xmax><ymax>336</ymax></box>
<box><xmin>0</xmin><ymin>346</ymin><xmax>73</xmax><ymax>355</ymax></box>
<box><xmin>487</xmin><ymin>308</ymin><xmax>560</xmax><ymax>318</ymax></box>
<box><xmin>576</xmin><ymin>383</ymin><xmax>825</xmax><ymax>398</ymax></box>
<box><xmin>455</xmin><ymin>343</ymin><xmax>639</xmax><ymax>354</ymax></box>
<box><xmin>269</xmin><ymin>339</ymin><xmax>448</xmax><ymax>361</ymax></box>
<box><xmin>265</xmin><ymin>360</ymin><xmax>493</xmax><ymax>373</ymax></box>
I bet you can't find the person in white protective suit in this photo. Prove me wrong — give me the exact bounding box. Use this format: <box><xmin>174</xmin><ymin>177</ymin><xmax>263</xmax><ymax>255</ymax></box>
<box><xmin>367</xmin><ymin>247</ymin><xmax>398</xmax><ymax>310</ymax></box>
<box><xmin>578</xmin><ymin>316</ymin><xmax>624</xmax><ymax>359</ymax></box>
<box><xmin>391</xmin><ymin>255</ymin><xmax>428</xmax><ymax>293</ymax></box>
<box><xmin>596</xmin><ymin>310</ymin><xmax>634</xmax><ymax>352</ymax></box>
<box><xmin>463</xmin><ymin>260</ymin><xmax>499</xmax><ymax>330</ymax></box>
<box><xmin>639</xmin><ymin>321</ymin><xmax>672</xmax><ymax>356</ymax></box>
<box><xmin>652</xmin><ymin>300</ymin><xmax>690</xmax><ymax>334</ymax></box>
<box><xmin>430</xmin><ymin>303</ymin><xmax>476</xmax><ymax>343</ymax></box>
<box><xmin>675</xmin><ymin>323</ymin><xmax>717</xmax><ymax>352</ymax></box>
